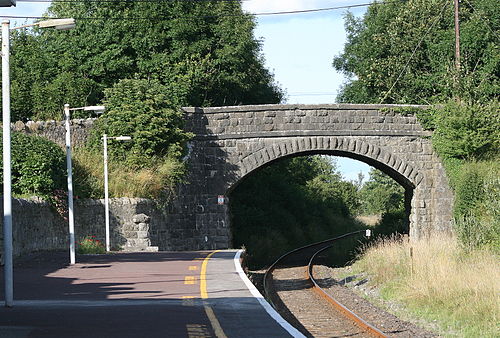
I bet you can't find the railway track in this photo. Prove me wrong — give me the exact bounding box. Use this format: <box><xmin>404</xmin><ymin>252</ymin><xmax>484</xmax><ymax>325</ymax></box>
<box><xmin>263</xmin><ymin>231</ymin><xmax>388</xmax><ymax>338</ymax></box>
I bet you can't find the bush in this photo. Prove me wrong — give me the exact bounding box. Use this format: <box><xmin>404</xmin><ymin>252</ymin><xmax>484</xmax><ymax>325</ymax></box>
<box><xmin>0</xmin><ymin>132</ymin><xmax>65</xmax><ymax>197</ymax></box>
<box><xmin>87</xmin><ymin>78</ymin><xmax>192</xmax><ymax>168</ymax></box>
<box><xmin>452</xmin><ymin>161</ymin><xmax>500</xmax><ymax>252</ymax></box>
<box><xmin>426</xmin><ymin>100</ymin><xmax>500</xmax><ymax>160</ymax></box>
<box><xmin>73</xmin><ymin>148</ymin><xmax>185</xmax><ymax>200</ymax></box>
<box><xmin>71</xmin><ymin>78</ymin><xmax>192</xmax><ymax>200</ymax></box>
<box><xmin>374</xmin><ymin>210</ymin><xmax>409</xmax><ymax>236</ymax></box>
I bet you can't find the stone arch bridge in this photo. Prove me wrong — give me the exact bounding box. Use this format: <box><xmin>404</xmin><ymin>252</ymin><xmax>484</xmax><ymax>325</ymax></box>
<box><xmin>173</xmin><ymin>104</ymin><xmax>453</xmax><ymax>250</ymax></box>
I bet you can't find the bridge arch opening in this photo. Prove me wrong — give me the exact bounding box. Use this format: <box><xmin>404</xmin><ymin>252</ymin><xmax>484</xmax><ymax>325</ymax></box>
<box><xmin>227</xmin><ymin>148</ymin><xmax>414</xmax><ymax>268</ymax></box>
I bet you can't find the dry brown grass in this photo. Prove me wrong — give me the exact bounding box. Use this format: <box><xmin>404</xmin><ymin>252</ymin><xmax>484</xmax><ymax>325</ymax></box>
<box><xmin>355</xmin><ymin>214</ymin><xmax>382</xmax><ymax>226</ymax></box>
<box><xmin>73</xmin><ymin>148</ymin><xmax>183</xmax><ymax>199</ymax></box>
<box><xmin>354</xmin><ymin>234</ymin><xmax>500</xmax><ymax>337</ymax></box>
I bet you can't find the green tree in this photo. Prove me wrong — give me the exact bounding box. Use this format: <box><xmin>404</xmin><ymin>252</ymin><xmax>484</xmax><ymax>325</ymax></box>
<box><xmin>359</xmin><ymin>168</ymin><xmax>405</xmax><ymax>215</ymax></box>
<box><xmin>333</xmin><ymin>0</ymin><xmax>499</xmax><ymax>104</ymax></box>
<box><xmin>10</xmin><ymin>0</ymin><xmax>283</xmax><ymax>120</ymax></box>
<box><xmin>0</xmin><ymin>132</ymin><xmax>65</xmax><ymax>196</ymax></box>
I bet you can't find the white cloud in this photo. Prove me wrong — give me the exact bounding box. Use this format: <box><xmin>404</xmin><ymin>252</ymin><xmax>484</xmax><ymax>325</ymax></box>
<box><xmin>242</xmin><ymin>0</ymin><xmax>359</xmax><ymax>13</ymax></box>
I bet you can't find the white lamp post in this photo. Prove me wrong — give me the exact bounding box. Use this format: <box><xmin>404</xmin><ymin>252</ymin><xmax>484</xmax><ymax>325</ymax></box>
<box><xmin>102</xmin><ymin>135</ymin><xmax>131</xmax><ymax>252</ymax></box>
<box><xmin>65</xmin><ymin>105</ymin><xmax>105</xmax><ymax>265</ymax></box>
<box><xmin>2</xmin><ymin>17</ymin><xmax>75</xmax><ymax>307</ymax></box>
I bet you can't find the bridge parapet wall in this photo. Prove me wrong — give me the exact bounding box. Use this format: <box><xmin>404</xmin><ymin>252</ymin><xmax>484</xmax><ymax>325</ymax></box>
<box><xmin>184</xmin><ymin>104</ymin><xmax>431</xmax><ymax>138</ymax></box>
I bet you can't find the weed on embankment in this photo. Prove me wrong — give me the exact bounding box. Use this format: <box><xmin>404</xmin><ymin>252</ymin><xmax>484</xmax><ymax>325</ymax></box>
<box><xmin>353</xmin><ymin>235</ymin><xmax>499</xmax><ymax>337</ymax></box>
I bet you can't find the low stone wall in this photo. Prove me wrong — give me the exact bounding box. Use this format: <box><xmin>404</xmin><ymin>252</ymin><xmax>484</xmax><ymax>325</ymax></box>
<box><xmin>12</xmin><ymin>118</ymin><xmax>96</xmax><ymax>148</ymax></box>
<box><xmin>0</xmin><ymin>197</ymin><xmax>171</xmax><ymax>260</ymax></box>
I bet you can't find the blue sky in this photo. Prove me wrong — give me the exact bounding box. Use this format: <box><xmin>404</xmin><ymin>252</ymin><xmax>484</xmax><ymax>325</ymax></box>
<box><xmin>241</xmin><ymin>1</ymin><xmax>371</xmax><ymax>181</ymax></box>
<box><xmin>1</xmin><ymin>0</ymin><xmax>373</xmax><ymax>182</ymax></box>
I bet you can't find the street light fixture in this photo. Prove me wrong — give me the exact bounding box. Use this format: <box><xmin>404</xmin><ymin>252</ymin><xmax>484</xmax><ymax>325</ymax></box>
<box><xmin>2</xmin><ymin>17</ymin><xmax>75</xmax><ymax>308</ymax></box>
<box><xmin>0</xmin><ymin>1</ymin><xmax>16</xmax><ymax>7</ymax></box>
<box><xmin>12</xmin><ymin>18</ymin><xmax>76</xmax><ymax>31</ymax></box>
<box><xmin>102</xmin><ymin>134</ymin><xmax>132</xmax><ymax>252</ymax></box>
<box><xmin>65</xmin><ymin>105</ymin><xmax>106</xmax><ymax>266</ymax></box>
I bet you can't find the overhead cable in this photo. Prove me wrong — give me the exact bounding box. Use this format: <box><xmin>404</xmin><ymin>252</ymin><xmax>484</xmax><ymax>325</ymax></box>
<box><xmin>4</xmin><ymin>1</ymin><xmax>402</xmax><ymax>20</ymax></box>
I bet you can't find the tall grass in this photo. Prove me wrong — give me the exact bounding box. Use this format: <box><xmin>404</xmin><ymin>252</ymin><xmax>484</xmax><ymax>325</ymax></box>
<box><xmin>454</xmin><ymin>161</ymin><xmax>499</xmax><ymax>253</ymax></box>
<box><xmin>354</xmin><ymin>235</ymin><xmax>499</xmax><ymax>337</ymax></box>
<box><xmin>72</xmin><ymin>148</ymin><xmax>184</xmax><ymax>199</ymax></box>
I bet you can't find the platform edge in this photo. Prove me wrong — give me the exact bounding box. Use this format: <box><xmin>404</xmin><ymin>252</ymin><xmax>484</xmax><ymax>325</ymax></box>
<box><xmin>233</xmin><ymin>250</ymin><xmax>306</xmax><ymax>338</ymax></box>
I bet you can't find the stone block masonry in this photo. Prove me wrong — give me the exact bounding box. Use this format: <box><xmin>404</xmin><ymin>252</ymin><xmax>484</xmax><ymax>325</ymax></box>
<box><xmin>12</xmin><ymin>117</ymin><xmax>96</xmax><ymax>148</ymax></box>
<box><xmin>181</xmin><ymin>104</ymin><xmax>454</xmax><ymax>247</ymax></box>
<box><xmin>0</xmin><ymin>198</ymin><xmax>167</xmax><ymax>261</ymax></box>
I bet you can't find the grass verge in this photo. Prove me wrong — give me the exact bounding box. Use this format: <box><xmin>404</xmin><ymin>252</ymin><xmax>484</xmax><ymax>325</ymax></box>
<box><xmin>72</xmin><ymin>148</ymin><xmax>184</xmax><ymax>199</ymax></box>
<box><xmin>353</xmin><ymin>234</ymin><xmax>499</xmax><ymax>337</ymax></box>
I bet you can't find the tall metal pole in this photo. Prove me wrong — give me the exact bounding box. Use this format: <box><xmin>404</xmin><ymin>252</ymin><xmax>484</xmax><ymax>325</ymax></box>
<box><xmin>454</xmin><ymin>0</ymin><xmax>461</xmax><ymax>71</ymax></box>
<box><xmin>2</xmin><ymin>19</ymin><xmax>13</xmax><ymax>308</ymax></box>
<box><xmin>64</xmin><ymin>104</ymin><xmax>75</xmax><ymax>265</ymax></box>
<box><xmin>103</xmin><ymin>134</ymin><xmax>110</xmax><ymax>252</ymax></box>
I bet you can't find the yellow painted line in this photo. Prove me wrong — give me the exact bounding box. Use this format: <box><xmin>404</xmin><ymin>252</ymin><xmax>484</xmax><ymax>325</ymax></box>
<box><xmin>199</xmin><ymin>250</ymin><xmax>220</xmax><ymax>299</ymax></box>
<box><xmin>182</xmin><ymin>296</ymin><xmax>196</xmax><ymax>299</ymax></box>
<box><xmin>184</xmin><ymin>276</ymin><xmax>197</xmax><ymax>285</ymax></box>
<box><xmin>199</xmin><ymin>250</ymin><xmax>227</xmax><ymax>338</ymax></box>
<box><xmin>189</xmin><ymin>266</ymin><xmax>198</xmax><ymax>271</ymax></box>
<box><xmin>204</xmin><ymin>305</ymin><xmax>227</xmax><ymax>338</ymax></box>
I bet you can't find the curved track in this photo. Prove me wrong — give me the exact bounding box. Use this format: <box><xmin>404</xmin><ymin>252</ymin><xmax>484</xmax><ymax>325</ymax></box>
<box><xmin>263</xmin><ymin>231</ymin><xmax>388</xmax><ymax>338</ymax></box>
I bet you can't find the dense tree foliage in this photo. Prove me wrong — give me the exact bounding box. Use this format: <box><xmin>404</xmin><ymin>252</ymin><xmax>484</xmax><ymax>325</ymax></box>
<box><xmin>333</xmin><ymin>0</ymin><xmax>499</xmax><ymax>103</ymax></box>
<box><xmin>9</xmin><ymin>0</ymin><xmax>283</xmax><ymax>120</ymax></box>
<box><xmin>358</xmin><ymin>168</ymin><xmax>405</xmax><ymax>215</ymax></box>
<box><xmin>5</xmin><ymin>0</ymin><xmax>286</xmax><ymax>203</ymax></box>
<box><xmin>0</xmin><ymin>132</ymin><xmax>65</xmax><ymax>196</ymax></box>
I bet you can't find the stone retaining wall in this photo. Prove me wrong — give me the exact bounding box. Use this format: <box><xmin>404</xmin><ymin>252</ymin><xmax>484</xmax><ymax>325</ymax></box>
<box><xmin>12</xmin><ymin>118</ymin><xmax>96</xmax><ymax>148</ymax></box>
<box><xmin>0</xmin><ymin>198</ymin><xmax>171</xmax><ymax>261</ymax></box>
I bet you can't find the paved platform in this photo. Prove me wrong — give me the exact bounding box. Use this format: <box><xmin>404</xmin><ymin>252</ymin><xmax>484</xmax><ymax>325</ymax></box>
<box><xmin>0</xmin><ymin>250</ymin><xmax>302</xmax><ymax>337</ymax></box>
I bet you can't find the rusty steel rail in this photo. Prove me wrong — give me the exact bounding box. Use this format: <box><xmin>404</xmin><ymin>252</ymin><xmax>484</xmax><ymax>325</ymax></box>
<box><xmin>307</xmin><ymin>241</ymin><xmax>388</xmax><ymax>338</ymax></box>
<box><xmin>263</xmin><ymin>230</ymin><xmax>388</xmax><ymax>338</ymax></box>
